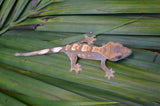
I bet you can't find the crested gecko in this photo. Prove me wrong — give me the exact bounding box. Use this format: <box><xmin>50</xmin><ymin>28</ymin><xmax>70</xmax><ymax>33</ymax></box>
<box><xmin>15</xmin><ymin>34</ymin><xmax>132</xmax><ymax>80</ymax></box>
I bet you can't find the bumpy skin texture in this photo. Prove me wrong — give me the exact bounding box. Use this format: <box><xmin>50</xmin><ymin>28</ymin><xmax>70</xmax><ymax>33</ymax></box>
<box><xmin>15</xmin><ymin>35</ymin><xmax>132</xmax><ymax>80</ymax></box>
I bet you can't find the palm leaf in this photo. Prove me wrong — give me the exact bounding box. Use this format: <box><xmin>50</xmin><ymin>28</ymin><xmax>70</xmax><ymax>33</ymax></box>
<box><xmin>0</xmin><ymin>30</ymin><xmax>160</xmax><ymax>105</ymax></box>
<box><xmin>0</xmin><ymin>0</ymin><xmax>160</xmax><ymax>105</ymax></box>
<box><xmin>0</xmin><ymin>0</ymin><xmax>62</xmax><ymax>34</ymax></box>
<box><xmin>0</xmin><ymin>92</ymin><xmax>26</xmax><ymax>106</ymax></box>
<box><xmin>31</xmin><ymin>0</ymin><xmax>160</xmax><ymax>16</ymax></box>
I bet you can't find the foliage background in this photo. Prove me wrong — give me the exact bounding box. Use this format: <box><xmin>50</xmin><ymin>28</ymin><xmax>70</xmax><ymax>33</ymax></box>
<box><xmin>0</xmin><ymin>0</ymin><xmax>160</xmax><ymax>105</ymax></box>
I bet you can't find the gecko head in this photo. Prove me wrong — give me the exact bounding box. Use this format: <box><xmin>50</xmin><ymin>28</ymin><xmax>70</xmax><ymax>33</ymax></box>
<box><xmin>102</xmin><ymin>42</ymin><xmax>132</xmax><ymax>61</ymax></box>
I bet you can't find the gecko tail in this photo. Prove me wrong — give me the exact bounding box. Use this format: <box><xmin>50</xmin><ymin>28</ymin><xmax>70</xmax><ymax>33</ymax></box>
<box><xmin>15</xmin><ymin>47</ymin><xmax>63</xmax><ymax>56</ymax></box>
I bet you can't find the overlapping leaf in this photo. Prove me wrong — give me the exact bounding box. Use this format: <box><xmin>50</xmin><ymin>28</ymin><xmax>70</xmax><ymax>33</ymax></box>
<box><xmin>0</xmin><ymin>0</ymin><xmax>160</xmax><ymax>105</ymax></box>
<box><xmin>0</xmin><ymin>30</ymin><xmax>160</xmax><ymax>105</ymax></box>
<box><xmin>30</xmin><ymin>0</ymin><xmax>160</xmax><ymax>16</ymax></box>
<box><xmin>0</xmin><ymin>0</ymin><xmax>63</xmax><ymax>34</ymax></box>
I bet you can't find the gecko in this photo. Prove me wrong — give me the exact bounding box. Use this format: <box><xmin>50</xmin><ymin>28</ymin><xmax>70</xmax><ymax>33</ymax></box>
<box><xmin>15</xmin><ymin>34</ymin><xmax>132</xmax><ymax>80</ymax></box>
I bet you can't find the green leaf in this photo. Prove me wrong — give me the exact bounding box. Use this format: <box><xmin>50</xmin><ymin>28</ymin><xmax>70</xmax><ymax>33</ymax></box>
<box><xmin>0</xmin><ymin>0</ymin><xmax>3</xmax><ymax>6</ymax></box>
<box><xmin>5</xmin><ymin>0</ymin><xmax>30</xmax><ymax>26</ymax></box>
<box><xmin>34</xmin><ymin>0</ymin><xmax>59</xmax><ymax>12</ymax></box>
<box><xmin>1</xmin><ymin>94</ymin><xmax>117</xmax><ymax>106</ymax></box>
<box><xmin>0</xmin><ymin>0</ymin><xmax>16</xmax><ymax>28</ymax></box>
<box><xmin>2</xmin><ymin>30</ymin><xmax>75</xmax><ymax>40</ymax></box>
<box><xmin>12</xmin><ymin>0</ymin><xmax>29</xmax><ymax>23</ymax></box>
<box><xmin>0</xmin><ymin>67</ymin><xmax>90</xmax><ymax>101</ymax></box>
<box><xmin>0</xmin><ymin>0</ymin><xmax>59</xmax><ymax>34</ymax></box>
<box><xmin>35</xmin><ymin>0</ymin><xmax>160</xmax><ymax>16</ymax></box>
<box><xmin>0</xmin><ymin>92</ymin><xmax>27</xmax><ymax>106</ymax></box>
<box><xmin>22</xmin><ymin>97</ymin><xmax>118</xmax><ymax>106</ymax></box>
<box><xmin>23</xmin><ymin>16</ymin><xmax>160</xmax><ymax>35</ymax></box>
<box><xmin>0</xmin><ymin>0</ymin><xmax>160</xmax><ymax>105</ymax></box>
<box><xmin>0</xmin><ymin>33</ymin><xmax>159</xmax><ymax>104</ymax></box>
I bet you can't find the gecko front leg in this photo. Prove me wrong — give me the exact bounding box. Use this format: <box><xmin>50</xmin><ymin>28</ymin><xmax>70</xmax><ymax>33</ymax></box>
<box><xmin>101</xmin><ymin>59</ymin><xmax>115</xmax><ymax>80</ymax></box>
<box><xmin>67</xmin><ymin>52</ymin><xmax>82</xmax><ymax>74</ymax></box>
<box><xmin>84</xmin><ymin>34</ymin><xmax>96</xmax><ymax>45</ymax></box>
<box><xmin>79</xmin><ymin>34</ymin><xmax>96</xmax><ymax>45</ymax></box>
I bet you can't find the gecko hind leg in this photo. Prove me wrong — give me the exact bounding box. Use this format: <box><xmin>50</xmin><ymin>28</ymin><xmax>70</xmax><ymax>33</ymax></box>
<box><xmin>101</xmin><ymin>59</ymin><xmax>115</xmax><ymax>80</ymax></box>
<box><xmin>67</xmin><ymin>53</ymin><xmax>82</xmax><ymax>74</ymax></box>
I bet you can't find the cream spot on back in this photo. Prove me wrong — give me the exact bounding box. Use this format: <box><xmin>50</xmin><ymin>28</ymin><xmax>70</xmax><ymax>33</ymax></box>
<box><xmin>71</xmin><ymin>43</ymin><xmax>78</xmax><ymax>51</ymax></box>
<box><xmin>81</xmin><ymin>44</ymin><xmax>91</xmax><ymax>52</ymax></box>
<box><xmin>65</xmin><ymin>45</ymin><xmax>71</xmax><ymax>51</ymax></box>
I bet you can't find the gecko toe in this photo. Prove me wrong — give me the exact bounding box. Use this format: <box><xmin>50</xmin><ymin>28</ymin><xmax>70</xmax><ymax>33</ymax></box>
<box><xmin>70</xmin><ymin>64</ymin><xmax>82</xmax><ymax>74</ymax></box>
<box><xmin>75</xmin><ymin>64</ymin><xmax>82</xmax><ymax>74</ymax></box>
<box><xmin>104</xmin><ymin>68</ymin><xmax>115</xmax><ymax>80</ymax></box>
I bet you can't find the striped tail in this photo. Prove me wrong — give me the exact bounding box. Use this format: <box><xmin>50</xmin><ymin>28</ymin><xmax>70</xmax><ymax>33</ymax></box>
<box><xmin>15</xmin><ymin>47</ymin><xmax>62</xmax><ymax>56</ymax></box>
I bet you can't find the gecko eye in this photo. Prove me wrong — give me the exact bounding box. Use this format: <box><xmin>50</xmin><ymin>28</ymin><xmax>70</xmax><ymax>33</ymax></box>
<box><xmin>116</xmin><ymin>55</ymin><xmax>122</xmax><ymax>59</ymax></box>
<box><xmin>116</xmin><ymin>53</ymin><xmax>122</xmax><ymax>59</ymax></box>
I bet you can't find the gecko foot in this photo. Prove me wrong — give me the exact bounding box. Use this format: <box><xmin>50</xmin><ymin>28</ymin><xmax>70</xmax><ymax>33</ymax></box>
<box><xmin>104</xmin><ymin>68</ymin><xmax>115</xmax><ymax>80</ymax></box>
<box><xmin>84</xmin><ymin>34</ymin><xmax>96</xmax><ymax>45</ymax></box>
<box><xmin>70</xmin><ymin>64</ymin><xmax>82</xmax><ymax>74</ymax></box>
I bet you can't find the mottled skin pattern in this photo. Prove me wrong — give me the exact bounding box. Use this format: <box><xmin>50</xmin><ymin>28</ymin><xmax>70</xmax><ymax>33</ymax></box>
<box><xmin>61</xmin><ymin>35</ymin><xmax>132</xmax><ymax>79</ymax></box>
<box><xmin>15</xmin><ymin>34</ymin><xmax>132</xmax><ymax>80</ymax></box>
